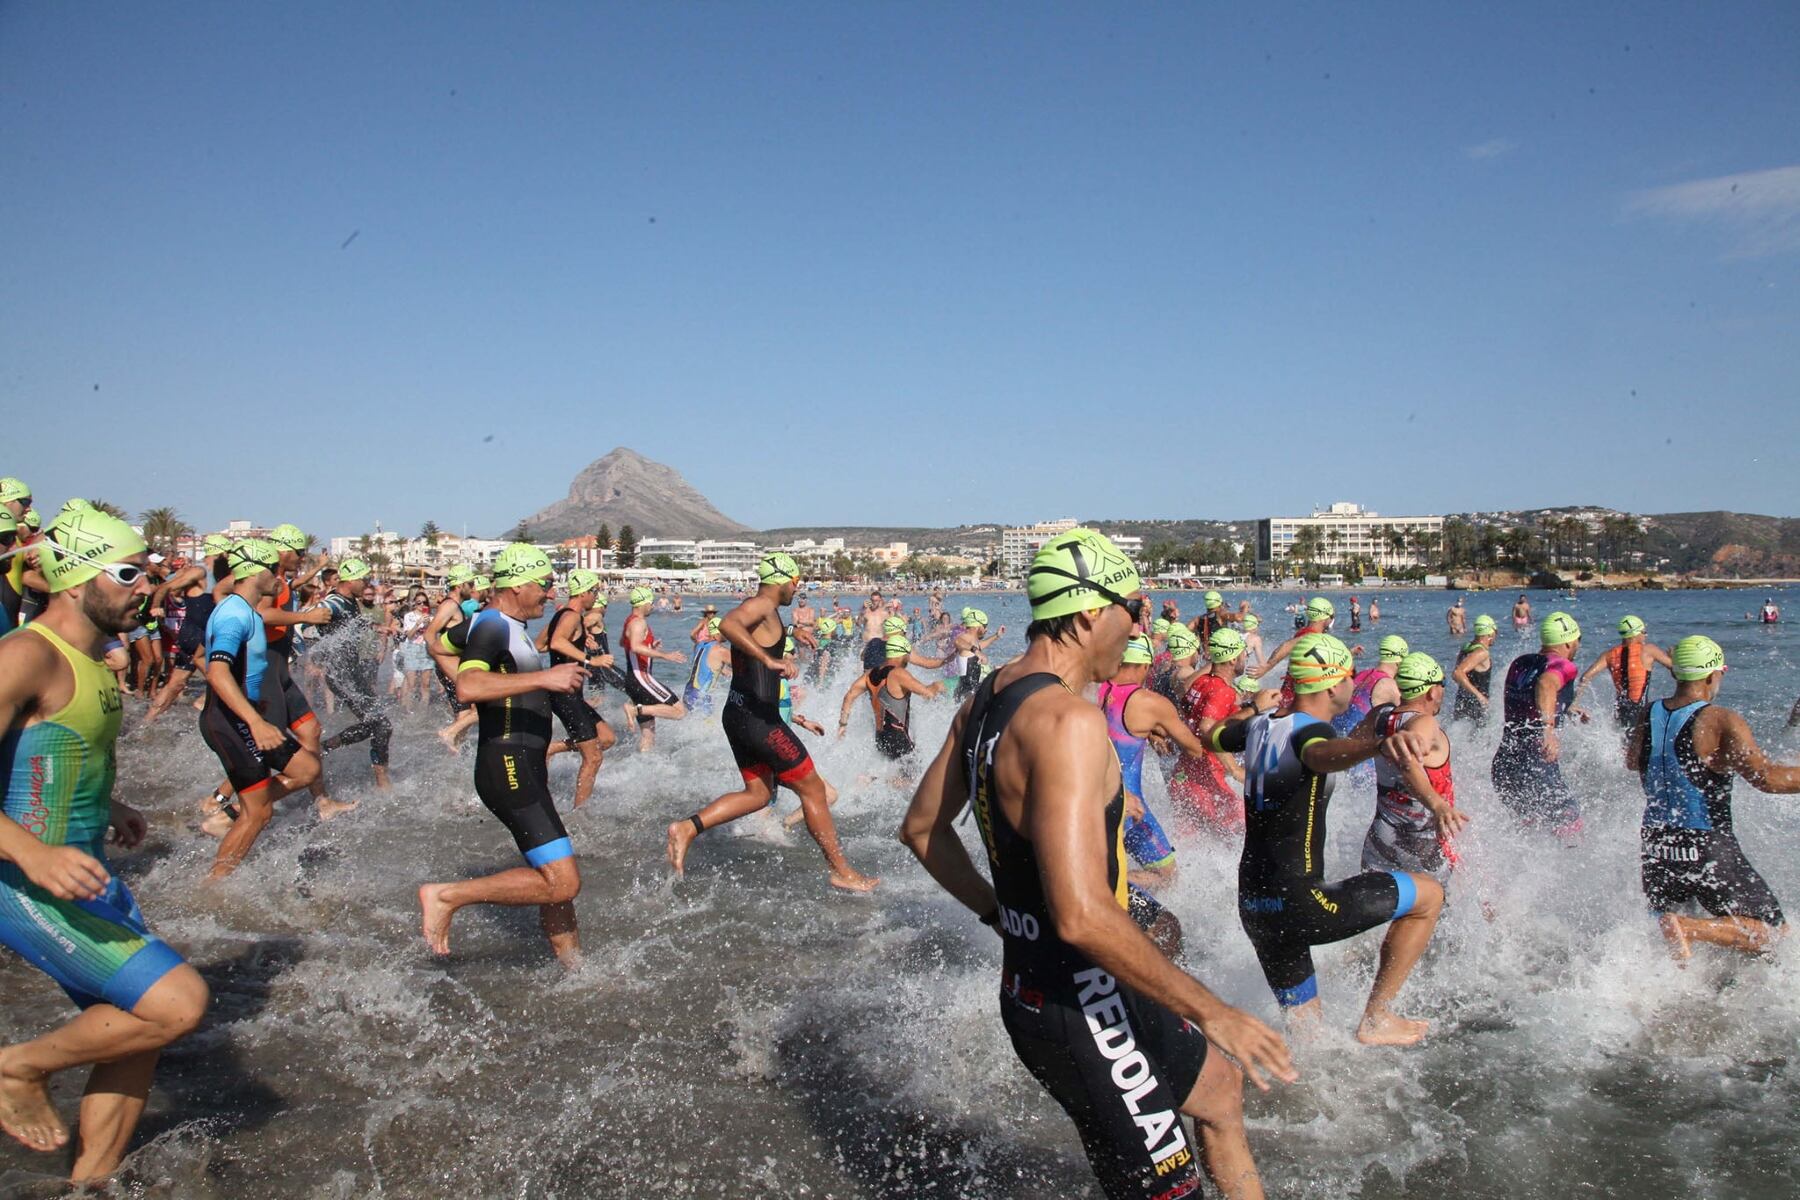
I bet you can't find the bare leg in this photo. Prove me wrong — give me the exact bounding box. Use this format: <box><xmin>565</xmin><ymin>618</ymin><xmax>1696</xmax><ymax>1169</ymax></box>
<box><xmin>438</xmin><ymin>708</ymin><xmax>478</xmax><ymax>754</ymax></box>
<box><xmin>207</xmin><ymin>751</ymin><xmax>320</xmax><ymax>879</ymax></box>
<box><xmin>634</xmin><ymin>700</ymin><xmax>686</xmax><ymax>751</ymax></box>
<box><xmin>71</xmin><ymin>1050</ymin><xmax>158</xmax><ymax>1182</ymax></box>
<box><xmin>1181</xmin><ymin>1039</ymin><xmax>1264</xmax><ymax>1200</ymax></box>
<box><xmin>790</xmin><ymin>771</ymin><xmax>879</xmax><ymax>891</ymax></box>
<box><xmin>1357</xmin><ymin>874</ymin><xmax>1444</xmax><ymax>1046</ymax></box>
<box><xmin>418</xmin><ymin>857</ymin><xmax>580</xmax><ymax>960</ymax></box>
<box><xmin>667</xmin><ymin>776</ymin><xmax>774</xmax><ymax>875</ymax></box>
<box><xmin>0</xmin><ymin>966</ymin><xmax>207</xmax><ymax>1171</ymax></box>
<box><xmin>1666</xmin><ymin>914</ymin><xmax>1783</xmax><ymax>957</ymax></box>
<box><xmin>783</xmin><ymin>776</ymin><xmax>838</xmax><ymax>829</ymax></box>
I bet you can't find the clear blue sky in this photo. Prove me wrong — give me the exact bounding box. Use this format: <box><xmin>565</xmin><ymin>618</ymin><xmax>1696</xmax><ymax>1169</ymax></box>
<box><xmin>5</xmin><ymin>2</ymin><xmax>1797</xmax><ymax>539</ymax></box>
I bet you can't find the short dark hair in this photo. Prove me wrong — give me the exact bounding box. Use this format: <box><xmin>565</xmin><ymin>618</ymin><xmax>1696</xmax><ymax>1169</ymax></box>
<box><xmin>1027</xmin><ymin>613</ymin><xmax>1082</xmax><ymax>645</ymax></box>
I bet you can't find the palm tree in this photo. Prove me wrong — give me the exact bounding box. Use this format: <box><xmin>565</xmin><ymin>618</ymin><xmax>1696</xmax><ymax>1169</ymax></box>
<box><xmin>421</xmin><ymin>520</ymin><xmax>441</xmax><ymax>546</ymax></box>
<box><xmin>138</xmin><ymin>506</ymin><xmax>193</xmax><ymax>553</ymax></box>
<box><xmin>88</xmin><ymin>498</ymin><xmax>128</xmax><ymax>519</ymax></box>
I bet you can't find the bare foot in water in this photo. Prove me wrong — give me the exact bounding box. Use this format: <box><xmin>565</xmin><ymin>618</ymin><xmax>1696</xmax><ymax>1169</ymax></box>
<box><xmin>437</xmin><ymin>729</ymin><xmax>461</xmax><ymax>756</ymax></box>
<box><xmin>666</xmin><ymin>820</ymin><xmax>697</xmax><ymax>876</ymax></box>
<box><xmin>1660</xmin><ymin>913</ymin><xmax>1693</xmax><ymax>964</ymax></box>
<box><xmin>620</xmin><ymin>703</ymin><xmax>639</xmax><ymax>734</ymax></box>
<box><xmin>372</xmin><ymin>765</ymin><xmax>392</xmax><ymax>791</ymax></box>
<box><xmin>829</xmin><ymin>869</ymin><xmax>880</xmax><ymax>893</ymax></box>
<box><xmin>0</xmin><ymin>1053</ymin><xmax>67</xmax><ymax>1152</ymax></box>
<box><xmin>317</xmin><ymin>796</ymin><xmax>360</xmax><ymax>822</ymax></box>
<box><xmin>418</xmin><ymin>884</ymin><xmax>456</xmax><ymax>955</ymax></box>
<box><xmin>1356</xmin><ymin>1011</ymin><xmax>1430</xmax><ymax>1046</ymax></box>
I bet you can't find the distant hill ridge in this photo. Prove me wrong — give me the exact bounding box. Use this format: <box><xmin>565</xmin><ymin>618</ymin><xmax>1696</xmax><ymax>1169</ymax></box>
<box><xmin>512</xmin><ymin>447</ymin><xmax>751</xmax><ymax>541</ymax></box>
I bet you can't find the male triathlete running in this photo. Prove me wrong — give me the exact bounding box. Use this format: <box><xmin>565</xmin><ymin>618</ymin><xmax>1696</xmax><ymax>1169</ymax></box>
<box><xmin>667</xmin><ymin>553</ymin><xmax>877</xmax><ymax>891</ymax></box>
<box><xmin>619</xmin><ymin>585</ymin><xmax>687</xmax><ymax>750</ymax></box>
<box><xmin>1189</xmin><ymin>590</ymin><xmax>1246</xmax><ymax>643</ymax></box>
<box><xmin>838</xmin><ymin>633</ymin><xmax>944</xmax><ymax>775</ymax></box>
<box><xmin>417</xmin><ymin>544</ymin><xmax>589</xmax><ymax>965</ymax></box>
<box><xmin>900</xmin><ymin>528</ymin><xmax>1293</xmax><ymax>1200</ymax></box>
<box><xmin>309</xmin><ymin>557</ymin><xmax>393</xmax><ymax>795</ymax></box>
<box><xmin>427</xmin><ymin>564</ymin><xmax>481</xmax><ymax>753</ymax></box>
<box><xmin>0</xmin><ymin>511</ymin><xmax>209</xmax><ymax>1181</ymax></box>
<box><xmin>1253</xmin><ymin>597</ymin><xmax>1336</xmax><ymax>682</ymax></box>
<box><xmin>1361</xmin><ymin>654</ymin><xmax>1470</xmax><ymax>884</ymax></box>
<box><xmin>949</xmin><ymin>608</ymin><xmax>1004</xmax><ymax>700</ymax></box>
<box><xmin>537</xmin><ymin>568</ymin><xmax>617</xmax><ymax>809</ymax></box>
<box><xmin>859</xmin><ymin>590</ymin><xmax>889</xmax><ymax>670</ymax></box>
<box><xmin>1492</xmin><ymin>612</ymin><xmax>1588</xmax><ymax>838</ymax></box>
<box><xmin>1240</xmin><ymin>613</ymin><xmax>1266</xmax><ymax>672</ymax></box>
<box><xmin>1627</xmin><ymin>635</ymin><xmax>1800</xmax><ymax>960</ymax></box>
<box><xmin>1578</xmin><ymin>615</ymin><xmax>1672</xmax><ymax>733</ymax></box>
<box><xmin>1449</xmin><ymin>615</ymin><xmax>1498</xmax><ymax>723</ymax></box>
<box><xmin>1211</xmin><ymin>632</ymin><xmax>1445</xmax><ymax>1045</ymax></box>
<box><xmin>1167</xmin><ymin>628</ymin><xmax>1255</xmax><ymax>837</ymax></box>
<box><xmin>200</xmin><ymin>540</ymin><xmax>326</xmax><ymax>878</ymax></box>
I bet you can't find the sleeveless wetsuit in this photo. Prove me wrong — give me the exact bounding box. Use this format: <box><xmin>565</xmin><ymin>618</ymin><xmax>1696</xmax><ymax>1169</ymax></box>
<box><xmin>1166</xmin><ymin>673</ymin><xmax>1243</xmax><ymax>835</ymax></box>
<box><xmin>1602</xmin><ymin>641</ymin><xmax>1652</xmax><ymax>728</ymax></box>
<box><xmin>868</xmin><ymin>664</ymin><xmax>916</xmax><ymax>760</ymax></box>
<box><xmin>460</xmin><ymin>608</ymin><xmax>570</xmax><ymax>866</ymax></box>
<box><xmin>0</xmin><ymin>624</ymin><xmax>186</xmax><ymax>1008</ymax></box>
<box><xmin>964</xmin><ymin>671</ymin><xmax>1207</xmax><ymax>1198</ymax></box>
<box><xmin>1097</xmin><ymin>682</ymin><xmax>1177</xmax><ymax>870</ymax></box>
<box><xmin>1214</xmin><ymin>712</ymin><xmax>1416</xmax><ymax>1007</ymax></box>
<box><xmin>722</xmin><ymin>624</ymin><xmax>813</xmax><ymax>786</ymax></box>
<box><xmin>622</xmin><ymin>614</ymin><xmax>677</xmax><ymax>720</ymax></box>
<box><xmin>1637</xmin><ymin>700</ymin><xmax>1782</xmax><ymax>925</ymax></box>
<box><xmin>1361</xmin><ymin>707</ymin><xmax>1458</xmax><ymax>883</ymax></box>
<box><xmin>1492</xmin><ymin>651</ymin><xmax>1580</xmax><ymax>829</ymax></box>
<box><xmin>1451</xmin><ymin>640</ymin><xmax>1490</xmax><ymax>723</ymax></box>
<box><xmin>541</xmin><ymin>606</ymin><xmax>603</xmax><ymax>744</ymax></box>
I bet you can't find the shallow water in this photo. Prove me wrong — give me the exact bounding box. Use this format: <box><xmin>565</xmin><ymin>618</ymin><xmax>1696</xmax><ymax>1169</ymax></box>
<box><xmin>3</xmin><ymin>586</ymin><xmax>1798</xmax><ymax>1197</ymax></box>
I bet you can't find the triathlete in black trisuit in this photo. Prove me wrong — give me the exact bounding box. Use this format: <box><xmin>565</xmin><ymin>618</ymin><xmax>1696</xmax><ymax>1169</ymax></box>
<box><xmin>902</xmin><ymin>529</ymin><xmax>1293</xmax><ymax>1200</ymax></box>
<box><xmin>1212</xmin><ymin>632</ymin><xmax>1444</xmax><ymax>1046</ymax></box>
<box><xmin>537</xmin><ymin>568</ymin><xmax>617</xmax><ymax>810</ymax></box>
<box><xmin>418</xmin><ymin>544</ymin><xmax>590</xmax><ymax>966</ymax></box>
<box><xmin>667</xmin><ymin>553</ymin><xmax>877</xmax><ymax>892</ymax></box>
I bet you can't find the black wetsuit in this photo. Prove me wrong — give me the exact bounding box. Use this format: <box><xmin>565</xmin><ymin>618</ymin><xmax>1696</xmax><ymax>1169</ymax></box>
<box><xmin>1451</xmin><ymin>640</ymin><xmax>1490</xmax><ymax>723</ymax></box>
<box><xmin>1214</xmin><ymin>712</ymin><xmax>1415</xmax><ymax>1008</ymax></box>
<box><xmin>964</xmin><ymin>671</ymin><xmax>1207</xmax><ymax>1200</ymax></box>
<box><xmin>867</xmin><ymin>664</ymin><xmax>914</xmax><ymax>760</ymax></box>
<box><xmin>315</xmin><ymin>591</ymin><xmax>392</xmax><ymax>767</ymax></box>
<box><xmin>721</xmin><ymin>623</ymin><xmax>813</xmax><ymax>786</ymax></box>
<box><xmin>542</xmin><ymin>606</ymin><xmax>603</xmax><ymax>745</ymax></box>
<box><xmin>460</xmin><ymin>608</ymin><xmax>570</xmax><ymax>866</ymax></box>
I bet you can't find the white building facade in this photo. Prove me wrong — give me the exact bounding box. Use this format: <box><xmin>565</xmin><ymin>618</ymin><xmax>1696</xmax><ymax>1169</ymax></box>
<box><xmin>1256</xmin><ymin>503</ymin><xmax>1444</xmax><ymax>569</ymax></box>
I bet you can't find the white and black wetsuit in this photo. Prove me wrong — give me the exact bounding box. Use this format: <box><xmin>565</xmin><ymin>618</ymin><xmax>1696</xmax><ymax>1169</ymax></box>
<box><xmin>866</xmin><ymin>664</ymin><xmax>915</xmax><ymax>760</ymax></box>
<box><xmin>315</xmin><ymin>591</ymin><xmax>393</xmax><ymax>767</ymax></box>
<box><xmin>963</xmin><ymin>671</ymin><xmax>1208</xmax><ymax>1199</ymax></box>
<box><xmin>460</xmin><ymin>609</ymin><xmax>570</xmax><ymax>867</ymax></box>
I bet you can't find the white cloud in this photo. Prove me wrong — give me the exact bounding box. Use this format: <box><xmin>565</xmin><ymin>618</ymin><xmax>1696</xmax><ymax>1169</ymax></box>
<box><xmin>1628</xmin><ymin>165</ymin><xmax>1800</xmax><ymax>257</ymax></box>
<box><xmin>1462</xmin><ymin>138</ymin><xmax>1517</xmax><ymax>161</ymax></box>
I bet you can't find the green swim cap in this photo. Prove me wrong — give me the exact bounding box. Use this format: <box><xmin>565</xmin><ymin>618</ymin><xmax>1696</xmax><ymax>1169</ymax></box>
<box><xmin>1151</xmin><ymin>617</ymin><xmax>1173</xmax><ymax>636</ymax></box>
<box><xmin>493</xmin><ymin>543</ymin><xmax>554</xmax><ymax>589</ymax></box>
<box><xmin>1671</xmin><ymin>635</ymin><xmax>1726</xmax><ymax>681</ymax></box>
<box><xmin>883</xmin><ymin>615</ymin><xmax>908</xmax><ymax>637</ymax></box>
<box><xmin>0</xmin><ymin>509</ymin><xmax>15</xmax><ymax>535</ymax></box>
<box><xmin>1203</xmin><ymin>590</ymin><xmax>1224</xmax><ymax>610</ymax></box>
<box><xmin>707</xmin><ymin>617</ymin><xmax>723</xmax><ymax>637</ymax></box>
<box><xmin>567</xmin><ymin>568</ymin><xmax>601</xmax><ymax>597</ymax></box>
<box><xmin>1378</xmin><ymin>635</ymin><xmax>1410</xmax><ymax>663</ymax></box>
<box><xmin>1396</xmin><ymin>652</ymin><xmax>1445</xmax><ymax>699</ymax></box>
<box><xmin>1165</xmin><ymin>626</ymin><xmax>1201</xmax><ymax>660</ymax></box>
<box><xmin>1234</xmin><ymin>674</ymin><xmax>1262</xmax><ymax>694</ymax></box>
<box><xmin>1472</xmin><ymin>614</ymin><xmax>1497</xmax><ymax>636</ymax></box>
<box><xmin>758</xmin><ymin>552</ymin><xmax>799</xmax><ymax>585</ymax></box>
<box><xmin>60</xmin><ymin>498</ymin><xmax>93</xmax><ymax>516</ymax></box>
<box><xmin>446</xmin><ymin>563</ymin><xmax>476</xmax><ymax>587</ymax></box>
<box><xmin>268</xmin><ymin>523</ymin><xmax>308</xmax><ymax>552</ymax></box>
<box><xmin>1026</xmin><ymin>528</ymin><xmax>1142</xmax><ymax>621</ymax></box>
<box><xmin>1207</xmin><ymin>627</ymin><xmax>1247</xmax><ymax>663</ymax></box>
<box><xmin>1305</xmin><ymin>597</ymin><xmax>1335</xmax><ymax>622</ymax></box>
<box><xmin>472</xmin><ymin>575</ymin><xmax>491</xmax><ymax>592</ymax></box>
<box><xmin>1242</xmin><ymin>613</ymin><xmax>1260</xmax><ymax>631</ymax></box>
<box><xmin>960</xmin><ymin>606</ymin><xmax>978</xmax><ymax>625</ymax></box>
<box><xmin>1288</xmin><ymin>633</ymin><xmax>1354</xmax><ymax>694</ymax></box>
<box><xmin>227</xmin><ymin>538</ymin><xmax>282</xmax><ymax>582</ymax></box>
<box><xmin>39</xmin><ymin>511</ymin><xmax>147</xmax><ymax>593</ymax></box>
<box><xmin>783</xmin><ymin>634</ymin><xmax>796</xmax><ymax>655</ymax></box>
<box><xmin>1618</xmin><ymin>615</ymin><xmax>1646</xmax><ymax>639</ymax></box>
<box><xmin>1539</xmin><ymin>611</ymin><xmax>1581</xmax><ymax>648</ymax></box>
<box><xmin>21</xmin><ymin>508</ymin><xmax>39</xmax><ymax>531</ymax></box>
<box><xmin>337</xmin><ymin>557</ymin><xmax>372</xmax><ymax>582</ymax></box>
<box><xmin>0</xmin><ymin>477</ymin><xmax>29</xmax><ymax>504</ymax></box>
<box><xmin>202</xmin><ymin>533</ymin><xmax>233</xmax><ymax>557</ymax></box>
<box><xmin>816</xmin><ymin>616</ymin><xmax>836</xmax><ymax>637</ymax></box>
<box><xmin>965</xmin><ymin>608</ymin><xmax>989</xmax><ymax>629</ymax></box>
<box><xmin>884</xmin><ymin>634</ymin><xmax>912</xmax><ymax>659</ymax></box>
<box><xmin>1121</xmin><ymin>634</ymin><xmax>1154</xmax><ymax>665</ymax></box>
<box><xmin>628</xmin><ymin>584</ymin><xmax>655</xmax><ymax>607</ymax></box>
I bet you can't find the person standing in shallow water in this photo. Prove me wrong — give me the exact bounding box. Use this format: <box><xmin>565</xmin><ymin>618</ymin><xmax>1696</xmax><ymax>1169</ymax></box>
<box><xmin>901</xmin><ymin>528</ymin><xmax>1294</xmax><ymax>1200</ymax></box>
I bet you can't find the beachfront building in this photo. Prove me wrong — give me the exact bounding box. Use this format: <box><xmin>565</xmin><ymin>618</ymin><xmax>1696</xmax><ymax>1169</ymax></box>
<box><xmin>1002</xmin><ymin>519</ymin><xmax>1080</xmax><ymax>576</ymax></box>
<box><xmin>695</xmin><ymin>540</ymin><xmax>758</xmax><ymax>578</ymax></box>
<box><xmin>1256</xmin><ymin>503</ymin><xmax>1444</xmax><ymax>572</ymax></box>
<box><xmin>868</xmin><ymin>542</ymin><xmax>910</xmax><ymax>568</ymax></box>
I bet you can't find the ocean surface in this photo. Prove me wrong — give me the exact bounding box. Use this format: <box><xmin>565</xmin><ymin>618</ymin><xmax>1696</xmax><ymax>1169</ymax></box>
<box><xmin>3</xmin><ymin>585</ymin><xmax>1798</xmax><ymax>1198</ymax></box>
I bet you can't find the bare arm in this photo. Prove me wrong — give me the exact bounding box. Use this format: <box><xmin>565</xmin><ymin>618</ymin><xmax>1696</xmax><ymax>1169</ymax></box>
<box><xmin>838</xmin><ymin>675</ymin><xmax>869</xmax><ymax>731</ymax></box>
<box><xmin>1255</xmin><ymin>635</ymin><xmax>1300</xmax><ymax>678</ymax></box>
<box><xmin>720</xmin><ymin>599</ymin><xmax>789</xmax><ymax>674</ymax></box>
<box><xmin>1709</xmin><ymin>708</ymin><xmax>1800</xmax><ymax>793</ymax></box>
<box><xmin>897</xmin><ymin>702</ymin><xmax>997</xmax><ymax>920</ymax></box>
<box><xmin>1450</xmin><ymin>649</ymin><xmax>1488</xmax><ymax>701</ymax></box>
<box><xmin>547</xmin><ymin>610</ymin><xmax>597</xmax><ymax>664</ymax></box>
<box><xmin>1537</xmin><ymin>671</ymin><xmax>1564</xmax><ymax>761</ymax></box>
<box><xmin>455</xmin><ymin>663</ymin><xmax>583</xmax><ymax>703</ymax></box>
<box><xmin>1130</xmin><ymin>690</ymin><xmax>1209</xmax><ymax>758</ymax></box>
<box><xmin>898</xmin><ymin>669</ymin><xmax>945</xmax><ymax>699</ymax></box>
<box><xmin>0</xmin><ymin>637</ymin><xmax>112</xmax><ymax>900</ymax></box>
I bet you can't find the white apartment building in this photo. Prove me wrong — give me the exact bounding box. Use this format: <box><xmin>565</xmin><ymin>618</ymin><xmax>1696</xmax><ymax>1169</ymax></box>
<box><xmin>695</xmin><ymin>540</ymin><xmax>758</xmax><ymax>578</ymax></box>
<box><xmin>1256</xmin><ymin>502</ymin><xmax>1444</xmax><ymax>569</ymax></box>
<box><xmin>867</xmin><ymin>542</ymin><xmax>910</xmax><ymax>567</ymax></box>
<box><xmin>1002</xmin><ymin>519</ymin><xmax>1080</xmax><ymax>575</ymax></box>
<box><xmin>635</xmin><ymin>538</ymin><xmax>698</xmax><ymax>563</ymax></box>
